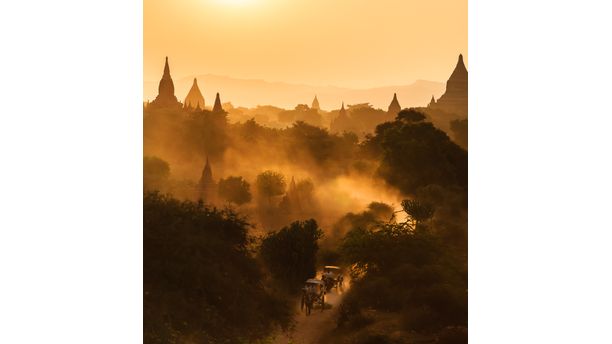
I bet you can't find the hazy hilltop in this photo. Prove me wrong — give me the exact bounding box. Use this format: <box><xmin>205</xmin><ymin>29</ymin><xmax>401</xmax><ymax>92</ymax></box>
<box><xmin>144</xmin><ymin>75</ymin><xmax>445</xmax><ymax>110</ymax></box>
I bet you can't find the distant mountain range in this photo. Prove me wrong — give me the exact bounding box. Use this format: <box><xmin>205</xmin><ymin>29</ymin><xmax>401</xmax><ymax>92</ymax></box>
<box><xmin>143</xmin><ymin>75</ymin><xmax>445</xmax><ymax>110</ymax></box>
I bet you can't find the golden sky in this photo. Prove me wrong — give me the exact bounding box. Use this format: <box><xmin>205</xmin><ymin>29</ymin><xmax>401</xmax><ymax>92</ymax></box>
<box><xmin>144</xmin><ymin>0</ymin><xmax>466</xmax><ymax>89</ymax></box>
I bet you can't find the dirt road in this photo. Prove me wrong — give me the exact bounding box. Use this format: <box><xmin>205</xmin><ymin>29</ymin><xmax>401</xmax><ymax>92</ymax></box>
<box><xmin>272</xmin><ymin>279</ymin><xmax>350</xmax><ymax>344</ymax></box>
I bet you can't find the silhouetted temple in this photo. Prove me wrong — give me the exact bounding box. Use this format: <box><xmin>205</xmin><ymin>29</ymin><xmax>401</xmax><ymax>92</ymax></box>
<box><xmin>330</xmin><ymin>102</ymin><xmax>351</xmax><ymax>133</ymax></box>
<box><xmin>429</xmin><ymin>95</ymin><xmax>436</xmax><ymax>107</ymax></box>
<box><xmin>184</xmin><ymin>78</ymin><xmax>205</xmax><ymax>110</ymax></box>
<box><xmin>388</xmin><ymin>93</ymin><xmax>401</xmax><ymax>117</ymax></box>
<box><xmin>287</xmin><ymin>176</ymin><xmax>301</xmax><ymax>212</ymax></box>
<box><xmin>429</xmin><ymin>54</ymin><xmax>468</xmax><ymax>116</ymax></box>
<box><xmin>149</xmin><ymin>57</ymin><xmax>182</xmax><ymax>110</ymax></box>
<box><xmin>212</xmin><ymin>92</ymin><xmax>224</xmax><ymax>113</ymax></box>
<box><xmin>311</xmin><ymin>96</ymin><xmax>320</xmax><ymax>111</ymax></box>
<box><xmin>198</xmin><ymin>157</ymin><xmax>216</xmax><ymax>203</ymax></box>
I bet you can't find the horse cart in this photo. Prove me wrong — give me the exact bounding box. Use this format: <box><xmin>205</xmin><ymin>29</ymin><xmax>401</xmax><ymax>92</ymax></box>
<box><xmin>321</xmin><ymin>265</ymin><xmax>344</xmax><ymax>292</ymax></box>
<box><xmin>301</xmin><ymin>278</ymin><xmax>325</xmax><ymax>315</ymax></box>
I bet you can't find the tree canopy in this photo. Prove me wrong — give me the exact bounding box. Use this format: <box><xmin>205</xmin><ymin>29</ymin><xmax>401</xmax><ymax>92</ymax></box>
<box><xmin>143</xmin><ymin>156</ymin><xmax>170</xmax><ymax>191</ymax></box>
<box><xmin>144</xmin><ymin>192</ymin><xmax>291</xmax><ymax>343</ymax></box>
<box><xmin>363</xmin><ymin>109</ymin><xmax>467</xmax><ymax>195</ymax></box>
<box><xmin>256</xmin><ymin>170</ymin><xmax>286</xmax><ymax>204</ymax></box>
<box><xmin>339</xmin><ymin>204</ymin><xmax>467</xmax><ymax>333</ymax></box>
<box><xmin>218</xmin><ymin>176</ymin><xmax>252</xmax><ymax>206</ymax></box>
<box><xmin>260</xmin><ymin>219</ymin><xmax>323</xmax><ymax>291</ymax></box>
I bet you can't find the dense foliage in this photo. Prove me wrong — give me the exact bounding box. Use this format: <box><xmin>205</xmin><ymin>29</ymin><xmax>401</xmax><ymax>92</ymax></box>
<box><xmin>143</xmin><ymin>156</ymin><xmax>170</xmax><ymax>192</ymax></box>
<box><xmin>450</xmin><ymin>118</ymin><xmax>468</xmax><ymax>149</ymax></box>
<box><xmin>143</xmin><ymin>192</ymin><xmax>291</xmax><ymax>343</ymax></box>
<box><xmin>363</xmin><ymin>109</ymin><xmax>468</xmax><ymax>195</ymax></box>
<box><xmin>260</xmin><ymin>219</ymin><xmax>324</xmax><ymax>291</ymax></box>
<box><xmin>256</xmin><ymin>170</ymin><xmax>286</xmax><ymax>204</ymax></box>
<box><xmin>218</xmin><ymin>176</ymin><xmax>252</xmax><ymax>206</ymax></box>
<box><xmin>143</xmin><ymin>105</ymin><xmax>468</xmax><ymax>342</ymax></box>
<box><xmin>339</xmin><ymin>217</ymin><xmax>467</xmax><ymax>333</ymax></box>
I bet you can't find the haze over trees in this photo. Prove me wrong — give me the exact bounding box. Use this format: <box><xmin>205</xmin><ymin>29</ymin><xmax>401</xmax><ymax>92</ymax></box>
<box><xmin>143</xmin><ymin>55</ymin><xmax>468</xmax><ymax>343</ymax></box>
<box><xmin>143</xmin><ymin>156</ymin><xmax>170</xmax><ymax>192</ymax></box>
<box><xmin>256</xmin><ymin>170</ymin><xmax>286</xmax><ymax>205</ymax></box>
<box><xmin>218</xmin><ymin>176</ymin><xmax>252</xmax><ymax>206</ymax></box>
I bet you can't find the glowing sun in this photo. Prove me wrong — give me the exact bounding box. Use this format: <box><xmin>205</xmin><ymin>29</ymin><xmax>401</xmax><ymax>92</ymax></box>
<box><xmin>216</xmin><ymin>0</ymin><xmax>255</xmax><ymax>6</ymax></box>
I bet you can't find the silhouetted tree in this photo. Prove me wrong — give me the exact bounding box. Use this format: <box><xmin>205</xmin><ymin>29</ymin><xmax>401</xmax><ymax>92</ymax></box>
<box><xmin>401</xmin><ymin>199</ymin><xmax>435</xmax><ymax>229</ymax></box>
<box><xmin>339</xmin><ymin>218</ymin><xmax>466</xmax><ymax>333</ymax></box>
<box><xmin>218</xmin><ymin>176</ymin><xmax>252</xmax><ymax>206</ymax></box>
<box><xmin>397</xmin><ymin>108</ymin><xmax>427</xmax><ymax>123</ymax></box>
<box><xmin>363</xmin><ymin>109</ymin><xmax>467</xmax><ymax>194</ymax></box>
<box><xmin>144</xmin><ymin>192</ymin><xmax>291</xmax><ymax>343</ymax></box>
<box><xmin>256</xmin><ymin>170</ymin><xmax>286</xmax><ymax>205</ymax></box>
<box><xmin>260</xmin><ymin>219</ymin><xmax>323</xmax><ymax>291</ymax></box>
<box><xmin>143</xmin><ymin>156</ymin><xmax>170</xmax><ymax>191</ymax></box>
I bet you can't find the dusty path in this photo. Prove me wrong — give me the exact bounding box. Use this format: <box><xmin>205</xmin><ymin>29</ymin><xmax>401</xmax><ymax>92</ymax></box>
<box><xmin>272</xmin><ymin>279</ymin><xmax>350</xmax><ymax>344</ymax></box>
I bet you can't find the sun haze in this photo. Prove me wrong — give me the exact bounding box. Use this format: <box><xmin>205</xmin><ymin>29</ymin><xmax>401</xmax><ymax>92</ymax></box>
<box><xmin>144</xmin><ymin>0</ymin><xmax>467</xmax><ymax>95</ymax></box>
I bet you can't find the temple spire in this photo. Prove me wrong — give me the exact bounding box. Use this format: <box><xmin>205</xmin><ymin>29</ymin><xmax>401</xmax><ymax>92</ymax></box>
<box><xmin>450</xmin><ymin>53</ymin><xmax>468</xmax><ymax>78</ymax></box>
<box><xmin>388</xmin><ymin>92</ymin><xmax>401</xmax><ymax>116</ymax></box>
<box><xmin>163</xmin><ymin>56</ymin><xmax>170</xmax><ymax>78</ymax></box>
<box><xmin>311</xmin><ymin>95</ymin><xmax>320</xmax><ymax>110</ymax></box>
<box><xmin>212</xmin><ymin>92</ymin><xmax>223</xmax><ymax>113</ymax></box>
<box><xmin>428</xmin><ymin>53</ymin><xmax>467</xmax><ymax>116</ymax></box>
<box><xmin>203</xmin><ymin>156</ymin><xmax>212</xmax><ymax>179</ymax></box>
<box><xmin>338</xmin><ymin>101</ymin><xmax>347</xmax><ymax>118</ymax></box>
<box><xmin>198</xmin><ymin>156</ymin><xmax>215</xmax><ymax>203</ymax></box>
<box><xmin>149</xmin><ymin>56</ymin><xmax>180</xmax><ymax>109</ymax></box>
<box><xmin>184</xmin><ymin>77</ymin><xmax>205</xmax><ymax>110</ymax></box>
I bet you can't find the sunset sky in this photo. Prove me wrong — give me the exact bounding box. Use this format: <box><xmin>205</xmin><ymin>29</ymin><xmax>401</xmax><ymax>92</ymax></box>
<box><xmin>144</xmin><ymin>0</ymin><xmax>466</xmax><ymax>95</ymax></box>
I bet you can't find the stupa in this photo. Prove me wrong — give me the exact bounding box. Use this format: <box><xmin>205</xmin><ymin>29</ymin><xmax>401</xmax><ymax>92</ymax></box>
<box><xmin>184</xmin><ymin>78</ymin><xmax>205</xmax><ymax>110</ymax></box>
<box><xmin>429</xmin><ymin>54</ymin><xmax>468</xmax><ymax>116</ymax></box>
<box><xmin>149</xmin><ymin>57</ymin><xmax>182</xmax><ymax>110</ymax></box>
<box><xmin>198</xmin><ymin>157</ymin><xmax>216</xmax><ymax>203</ymax></box>
<box><xmin>212</xmin><ymin>93</ymin><xmax>224</xmax><ymax>113</ymax></box>
<box><xmin>311</xmin><ymin>96</ymin><xmax>320</xmax><ymax>111</ymax></box>
<box><xmin>387</xmin><ymin>93</ymin><xmax>401</xmax><ymax>117</ymax></box>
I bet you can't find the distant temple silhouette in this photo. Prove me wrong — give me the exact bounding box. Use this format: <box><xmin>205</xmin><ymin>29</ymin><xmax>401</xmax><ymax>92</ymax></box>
<box><xmin>149</xmin><ymin>57</ymin><xmax>182</xmax><ymax>110</ymax></box>
<box><xmin>387</xmin><ymin>93</ymin><xmax>401</xmax><ymax>117</ymax></box>
<box><xmin>287</xmin><ymin>176</ymin><xmax>302</xmax><ymax>212</ymax></box>
<box><xmin>330</xmin><ymin>102</ymin><xmax>351</xmax><ymax>133</ymax></box>
<box><xmin>428</xmin><ymin>95</ymin><xmax>436</xmax><ymax>107</ymax></box>
<box><xmin>311</xmin><ymin>95</ymin><xmax>320</xmax><ymax>111</ymax></box>
<box><xmin>212</xmin><ymin>92</ymin><xmax>224</xmax><ymax>113</ymax></box>
<box><xmin>198</xmin><ymin>157</ymin><xmax>216</xmax><ymax>203</ymax></box>
<box><xmin>184</xmin><ymin>78</ymin><xmax>205</xmax><ymax>110</ymax></box>
<box><xmin>429</xmin><ymin>54</ymin><xmax>468</xmax><ymax>116</ymax></box>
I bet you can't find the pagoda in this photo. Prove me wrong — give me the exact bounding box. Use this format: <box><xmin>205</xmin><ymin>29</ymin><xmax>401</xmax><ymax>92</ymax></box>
<box><xmin>212</xmin><ymin>92</ymin><xmax>224</xmax><ymax>113</ymax></box>
<box><xmin>387</xmin><ymin>93</ymin><xmax>401</xmax><ymax>117</ymax></box>
<box><xmin>184</xmin><ymin>78</ymin><xmax>205</xmax><ymax>110</ymax></box>
<box><xmin>429</xmin><ymin>54</ymin><xmax>468</xmax><ymax>116</ymax></box>
<box><xmin>330</xmin><ymin>102</ymin><xmax>351</xmax><ymax>133</ymax></box>
<box><xmin>311</xmin><ymin>95</ymin><xmax>320</xmax><ymax>111</ymax></box>
<box><xmin>148</xmin><ymin>57</ymin><xmax>182</xmax><ymax>110</ymax></box>
<box><xmin>198</xmin><ymin>157</ymin><xmax>216</xmax><ymax>204</ymax></box>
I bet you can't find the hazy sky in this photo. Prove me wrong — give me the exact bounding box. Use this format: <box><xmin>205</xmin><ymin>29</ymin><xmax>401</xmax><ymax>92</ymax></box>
<box><xmin>144</xmin><ymin>0</ymin><xmax>467</xmax><ymax>89</ymax></box>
